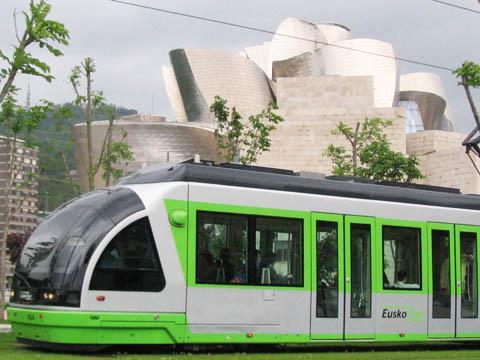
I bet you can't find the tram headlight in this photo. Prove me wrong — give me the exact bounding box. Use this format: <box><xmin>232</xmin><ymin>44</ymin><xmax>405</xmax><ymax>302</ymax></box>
<box><xmin>42</xmin><ymin>292</ymin><xmax>56</xmax><ymax>301</ymax></box>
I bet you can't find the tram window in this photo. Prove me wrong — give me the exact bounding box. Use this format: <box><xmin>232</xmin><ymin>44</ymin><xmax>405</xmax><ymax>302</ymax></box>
<box><xmin>432</xmin><ymin>230</ymin><xmax>451</xmax><ymax>318</ymax></box>
<box><xmin>460</xmin><ymin>232</ymin><xmax>478</xmax><ymax>318</ymax></box>
<box><xmin>350</xmin><ymin>223</ymin><xmax>372</xmax><ymax>318</ymax></box>
<box><xmin>253</xmin><ymin>217</ymin><xmax>303</xmax><ymax>286</ymax></box>
<box><xmin>196</xmin><ymin>212</ymin><xmax>248</xmax><ymax>284</ymax></box>
<box><xmin>316</xmin><ymin>221</ymin><xmax>338</xmax><ymax>318</ymax></box>
<box><xmin>382</xmin><ymin>226</ymin><xmax>421</xmax><ymax>290</ymax></box>
<box><xmin>196</xmin><ymin>212</ymin><xmax>303</xmax><ymax>286</ymax></box>
<box><xmin>89</xmin><ymin>217</ymin><xmax>165</xmax><ymax>292</ymax></box>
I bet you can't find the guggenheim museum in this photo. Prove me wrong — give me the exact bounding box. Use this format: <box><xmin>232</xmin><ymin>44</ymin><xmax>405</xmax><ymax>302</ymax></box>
<box><xmin>72</xmin><ymin>17</ymin><xmax>480</xmax><ymax>194</ymax></box>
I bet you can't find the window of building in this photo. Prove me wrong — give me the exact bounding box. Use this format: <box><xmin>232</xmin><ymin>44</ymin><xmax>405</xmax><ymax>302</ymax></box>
<box><xmin>196</xmin><ymin>211</ymin><xmax>303</xmax><ymax>287</ymax></box>
<box><xmin>383</xmin><ymin>226</ymin><xmax>422</xmax><ymax>290</ymax></box>
<box><xmin>89</xmin><ymin>217</ymin><xmax>165</xmax><ymax>292</ymax></box>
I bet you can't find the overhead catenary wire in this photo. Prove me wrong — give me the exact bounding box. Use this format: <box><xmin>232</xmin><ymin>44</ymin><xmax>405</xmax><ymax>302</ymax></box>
<box><xmin>430</xmin><ymin>0</ymin><xmax>480</xmax><ymax>15</ymax></box>
<box><xmin>107</xmin><ymin>0</ymin><xmax>454</xmax><ymax>72</ymax></box>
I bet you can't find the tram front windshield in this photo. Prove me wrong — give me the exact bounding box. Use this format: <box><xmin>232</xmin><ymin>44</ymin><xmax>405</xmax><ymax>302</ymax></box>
<box><xmin>11</xmin><ymin>187</ymin><xmax>144</xmax><ymax>307</ymax></box>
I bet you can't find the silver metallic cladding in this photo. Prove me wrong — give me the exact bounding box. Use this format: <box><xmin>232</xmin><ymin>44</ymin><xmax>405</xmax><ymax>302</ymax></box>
<box><xmin>187</xmin><ymin>287</ymin><xmax>310</xmax><ymax>334</ymax></box>
<box><xmin>169</xmin><ymin>49</ymin><xmax>210</xmax><ymax>122</ymax></box>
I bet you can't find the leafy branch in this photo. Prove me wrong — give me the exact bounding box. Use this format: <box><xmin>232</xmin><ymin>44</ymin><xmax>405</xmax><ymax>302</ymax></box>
<box><xmin>210</xmin><ymin>96</ymin><xmax>283</xmax><ymax>165</ymax></box>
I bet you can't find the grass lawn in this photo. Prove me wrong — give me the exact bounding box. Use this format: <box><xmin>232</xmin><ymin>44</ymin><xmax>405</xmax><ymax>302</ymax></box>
<box><xmin>2</xmin><ymin>332</ymin><xmax>480</xmax><ymax>359</ymax></box>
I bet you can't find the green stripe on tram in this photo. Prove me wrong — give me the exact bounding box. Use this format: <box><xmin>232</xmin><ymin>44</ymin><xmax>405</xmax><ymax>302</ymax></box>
<box><xmin>8</xmin><ymin>307</ymin><xmax>480</xmax><ymax>344</ymax></box>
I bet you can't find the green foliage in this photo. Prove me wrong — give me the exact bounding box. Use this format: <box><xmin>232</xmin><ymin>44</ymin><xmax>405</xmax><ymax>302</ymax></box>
<box><xmin>69</xmin><ymin>58</ymin><xmax>135</xmax><ymax>191</ymax></box>
<box><xmin>34</xmin><ymin>104</ymin><xmax>137</xmax><ymax>211</ymax></box>
<box><xmin>325</xmin><ymin>117</ymin><xmax>423</xmax><ymax>183</ymax></box>
<box><xmin>69</xmin><ymin>58</ymin><xmax>105</xmax><ymax>108</ymax></box>
<box><xmin>453</xmin><ymin>61</ymin><xmax>480</xmax><ymax>135</ymax></box>
<box><xmin>210</xmin><ymin>96</ymin><xmax>283</xmax><ymax>165</ymax></box>
<box><xmin>0</xmin><ymin>94</ymin><xmax>53</xmax><ymax>142</ymax></box>
<box><xmin>453</xmin><ymin>61</ymin><xmax>480</xmax><ymax>88</ymax></box>
<box><xmin>0</xmin><ymin>0</ymin><xmax>69</xmax><ymax>100</ymax></box>
<box><xmin>101</xmin><ymin>139</ymin><xmax>134</xmax><ymax>183</ymax></box>
<box><xmin>325</xmin><ymin>144</ymin><xmax>353</xmax><ymax>176</ymax></box>
<box><xmin>357</xmin><ymin>140</ymin><xmax>423</xmax><ymax>183</ymax></box>
<box><xmin>99</xmin><ymin>105</ymin><xmax>135</xmax><ymax>186</ymax></box>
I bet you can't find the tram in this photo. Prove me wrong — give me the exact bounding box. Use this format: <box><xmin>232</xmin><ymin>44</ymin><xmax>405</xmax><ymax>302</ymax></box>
<box><xmin>7</xmin><ymin>160</ymin><xmax>480</xmax><ymax>347</ymax></box>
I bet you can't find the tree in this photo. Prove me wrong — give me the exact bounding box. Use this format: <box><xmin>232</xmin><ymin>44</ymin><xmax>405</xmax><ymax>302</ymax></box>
<box><xmin>69</xmin><ymin>59</ymin><xmax>134</xmax><ymax>190</ymax></box>
<box><xmin>325</xmin><ymin>117</ymin><xmax>423</xmax><ymax>183</ymax></box>
<box><xmin>35</xmin><ymin>104</ymin><xmax>136</xmax><ymax>212</ymax></box>
<box><xmin>0</xmin><ymin>0</ymin><xmax>69</xmax><ymax>319</ymax></box>
<box><xmin>453</xmin><ymin>61</ymin><xmax>480</xmax><ymax>170</ymax></box>
<box><xmin>0</xmin><ymin>1</ymin><xmax>69</xmax><ymax>103</ymax></box>
<box><xmin>101</xmin><ymin>106</ymin><xmax>134</xmax><ymax>186</ymax></box>
<box><xmin>453</xmin><ymin>61</ymin><xmax>480</xmax><ymax>132</ymax></box>
<box><xmin>210</xmin><ymin>96</ymin><xmax>283</xmax><ymax>165</ymax></box>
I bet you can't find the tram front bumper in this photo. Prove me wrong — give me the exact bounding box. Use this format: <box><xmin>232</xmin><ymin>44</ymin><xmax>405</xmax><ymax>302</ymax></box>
<box><xmin>6</xmin><ymin>306</ymin><xmax>186</xmax><ymax>346</ymax></box>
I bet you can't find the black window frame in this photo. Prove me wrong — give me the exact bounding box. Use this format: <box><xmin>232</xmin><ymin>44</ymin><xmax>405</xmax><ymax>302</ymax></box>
<box><xmin>381</xmin><ymin>225</ymin><xmax>423</xmax><ymax>291</ymax></box>
<box><xmin>195</xmin><ymin>210</ymin><xmax>304</xmax><ymax>288</ymax></box>
<box><xmin>89</xmin><ymin>216</ymin><xmax>166</xmax><ymax>292</ymax></box>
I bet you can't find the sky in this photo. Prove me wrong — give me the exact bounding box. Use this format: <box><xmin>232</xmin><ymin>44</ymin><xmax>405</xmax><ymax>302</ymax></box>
<box><xmin>1</xmin><ymin>0</ymin><xmax>479</xmax><ymax>132</ymax></box>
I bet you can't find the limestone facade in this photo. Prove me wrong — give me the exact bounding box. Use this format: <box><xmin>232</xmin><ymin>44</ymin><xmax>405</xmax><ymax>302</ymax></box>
<box><xmin>406</xmin><ymin>131</ymin><xmax>480</xmax><ymax>194</ymax></box>
<box><xmin>256</xmin><ymin>76</ymin><xmax>406</xmax><ymax>174</ymax></box>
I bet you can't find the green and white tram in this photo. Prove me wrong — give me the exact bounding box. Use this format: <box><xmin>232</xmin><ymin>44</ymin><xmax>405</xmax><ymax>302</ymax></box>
<box><xmin>7</xmin><ymin>161</ymin><xmax>480</xmax><ymax>347</ymax></box>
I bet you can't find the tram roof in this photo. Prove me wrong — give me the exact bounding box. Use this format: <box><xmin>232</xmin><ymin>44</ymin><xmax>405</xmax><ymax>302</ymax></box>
<box><xmin>117</xmin><ymin>160</ymin><xmax>480</xmax><ymax>211</ymax></box>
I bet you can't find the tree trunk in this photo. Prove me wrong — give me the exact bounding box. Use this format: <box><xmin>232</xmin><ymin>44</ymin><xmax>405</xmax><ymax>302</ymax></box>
<box><xmin>104</xmin><ymin>118</ymin><xmax>114</xmax><ymax>186</ymax></box>
<box><xmin>60</xmin><ymin>151</ymin><xmax>78</xmax><ymax>196</ymax></box>
<box><xmin>462</xmin><ymin>79</ymin><xmax>480</xmax><ymax>132</ymax></box>
<box><xmin>0</xmin><ymin>69</ymin><xmax>18</xmax><ymax>105</ymax></box>
<box><xmin>352</xmin><ymin>122</ymin><xmax>360</xmax><ymax>171</ymax></box>
<box><xmin>86</xmin><ymin>62</ymin><xmax>93</xmax><ymax>191</ymax></box>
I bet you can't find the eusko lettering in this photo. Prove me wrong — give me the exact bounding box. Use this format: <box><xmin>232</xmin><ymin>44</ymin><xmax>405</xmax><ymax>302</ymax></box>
<box><xmin>382</xmin><ymin>309</ymin><xmax>407</xmax><ymax>319</ymax></box>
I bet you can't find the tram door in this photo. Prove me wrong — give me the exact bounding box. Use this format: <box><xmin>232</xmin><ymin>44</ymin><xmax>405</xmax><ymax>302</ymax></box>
<box><xmin>454</xmin><ymin>225</ymin><xmax>480</xmax><ymax>338</ymax></box>
<box><xmin>427</xmin><ymin>223</ymin><xmax>455</xmax><ymax>338</ymax></box>
<box><xmin>310</xmin><ymin>213</ymin><xmax>375</xmax><ymax>340</ymax></box>
<box><xmin>344</xmin><ymin>216</ymin><xmax>376</xmax><ymax>339</ymax></box>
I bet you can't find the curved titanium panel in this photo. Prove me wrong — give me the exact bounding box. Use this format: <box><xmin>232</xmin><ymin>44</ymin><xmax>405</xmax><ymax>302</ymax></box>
<box><xmin>72</xmin><ymin>121</ymin><xmax>218</xmax><ymax>191</ymax></box>
<box><xmin>178</xmin><ymin>48</ymin><xmax>273</xmax><ymax>120</ymax></box>
<box><xmin>314</xmin><ymin>38</ymin><xmax>399</xmax><ymax>108</ymax></box>
<box><xmin>162</xmin><ymin>66</ymin><xmax>188</xmax><ymax>122</ymax></box>
<box><xmin>272</xmin><ymin>52</ymin><xmax>313</xmax><ymax>81</ymax></box>
<box><xmin>269</xmin><ymin>17</ymin><xmax>319</xmax><ymax>77</ymax></box>
<box><xmin>400</xmin><ymin>72</ymin><xmax>453</xmax><ymax>130</ymax></box>
<box><xmin>400</xmin><ymin>91</ymin><xmax>449</xmax><ymax>131</ymax></box>
<box><xmin>315</xmin><ymin>23</ymin><xmax>351</xmax><ymax>46</ymax></box>
<box><xmin>245</xmin><ymin>42</ymin><xmax>271</xmax><ymax>77</ymax></box>
<box><xmin>169</xmin><ymin>49</ymin><xmax>210</xmax><ymax>122</ymax></box>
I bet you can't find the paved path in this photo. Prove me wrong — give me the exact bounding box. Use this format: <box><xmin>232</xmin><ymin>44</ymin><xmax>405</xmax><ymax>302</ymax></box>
<box><xmin>0</xmin><ymin>324</ymin><xmax>12</xmax><ymax>333</ymax></box>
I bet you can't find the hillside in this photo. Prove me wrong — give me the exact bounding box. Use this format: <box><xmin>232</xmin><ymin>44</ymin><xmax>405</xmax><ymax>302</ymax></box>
<box><xmin>35</xmin><ymin>104</ymin><xmax>138</xmax><ymax>212</ymax></box>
